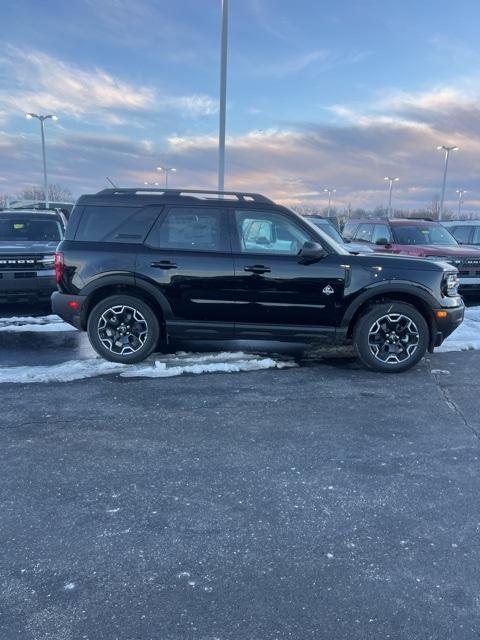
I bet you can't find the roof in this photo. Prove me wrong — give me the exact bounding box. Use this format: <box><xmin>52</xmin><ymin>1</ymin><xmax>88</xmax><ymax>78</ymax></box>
<box><xmin>0</xmin><ymin>209</ymin><xmax>62</xmax><ymax>216</ymax></box>
<box><xmin>442</xmin><ymin>220</ymin><xmax>480</xmax><ymax>226</ymax></box>
<box><xmin>77</xmin><ymin>187</ymin><xmax>275</xmax><ymax>207</ymax></box>
<box><xmin>347</xmin><ymin>218</ymin><xmax>440</xmax><ymax>226</ymax></box>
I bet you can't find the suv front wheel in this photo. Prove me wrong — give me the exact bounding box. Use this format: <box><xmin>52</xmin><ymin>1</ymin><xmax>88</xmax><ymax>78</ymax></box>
<box><xmin>87</xmin><ymin>295</ymin><xmax>160</xmax><ymax>364</ymax></box>
<box><xmin>353</xmin><ymin>302</ymin><xmax>429</xmax><ymax>373</ymax></box>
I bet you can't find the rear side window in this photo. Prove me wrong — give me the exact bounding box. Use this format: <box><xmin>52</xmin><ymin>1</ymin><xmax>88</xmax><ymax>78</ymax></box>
<box><xmin>372</xmin><ymin>224</ymin><xmax>392</xmax><ymax>243</ymax></box>
<box><xmin>473</xmin><ymin>226</ymin><xmax>480</xmax><ymax>244</ymax></box>
<box><xmin>75</xmin><ymin>206</ymin><xmax>161</xmax><ymax>243</ymax></box>
<box><xmin>355</xmin><ymin>223</ymin><xmax>374</xmax><ymax>242</ymax></box>
<box><xmin>451</xmin><ymin>225</ymin><xmax>472</xmax><ymax>244</ymax></box>
<box><xmin>148</xmin><ymin>206</ymin><xmax>229</xmax><ymax>252</ymax></box>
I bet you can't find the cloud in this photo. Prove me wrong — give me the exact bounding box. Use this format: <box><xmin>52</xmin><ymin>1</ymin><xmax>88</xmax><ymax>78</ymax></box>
<box><xmin>0</xmin><ymin>46</ymin><xmax>217</xmax><ymax>123</ymax></box>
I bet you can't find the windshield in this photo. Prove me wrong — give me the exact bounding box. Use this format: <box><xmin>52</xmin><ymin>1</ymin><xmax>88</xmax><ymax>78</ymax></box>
<box><xmin>393</xmin><ymin>224</ymin><xmax>458</xmax><ymax>246</ymax></box>
<box><xmin>309</xmin><ymin>219</ymin><xmax>344</xmax><ymax>244</ymax></box>
<box><xmin>0</xmin><ymin>216</ymin><xmax>63</xmax><ymax>242</ymax></box>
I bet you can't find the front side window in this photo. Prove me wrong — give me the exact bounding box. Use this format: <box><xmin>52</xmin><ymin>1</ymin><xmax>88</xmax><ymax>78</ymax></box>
<box><xmin>342</xmin><ymin>222</ymin><xmax>357</xmax><ymax>240</ymax></box>
<box><xmin>152</xmin><ymin>206</ymin><xmax>229</xmax><ymax>252</ymax></box>
<box><xmin>372</xmin><ymin>224</ymin><xmax>392</xmax><ymax>243</ymax></box>
<box><xmin>235</xmin><ymin>210</ymin><xmax>311</xmax><ymax>255</ymax></box>
<box><xmin>472</xmin><ymin>226</ymin><xmax>480</xmax><ymax>244</ymax></box>
<box><xmin>0</xmin><ymin>216</ymin><xmax>63</xmax><ymax>242</ymax></box>
<box><xmin>451</xmin><ymin>226</ymin><xmax>472</xmax><ymax>244</ymax></box>
<box><xmin>393</xmin><ymin>224</ymin><xmax>458</xmax><ymax>246</ymax></box>
<box><xmin>355</xmin><ymin>223</ymin><xmax>374</xmax><ymax>242</ymax></box>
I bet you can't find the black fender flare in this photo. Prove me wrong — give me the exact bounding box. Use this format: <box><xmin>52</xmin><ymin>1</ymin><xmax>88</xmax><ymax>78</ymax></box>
<box><xmin>81</xmin><ymin>273</ymin><xmax>174</xmax><ymax>322</ymax></box>
<box><xmin>341</xmin><ymin>280</ymin><xmax>437</xmax><ymax>329</ymax></box>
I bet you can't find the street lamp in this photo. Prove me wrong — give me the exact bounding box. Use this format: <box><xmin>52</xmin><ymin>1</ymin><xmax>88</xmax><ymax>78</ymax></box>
<box><xmin>25</xmin><ymin>112</ymin><xmax>58</xmax><ymax>208</ymax></box>
<box><xmin>384</xmin><ymin>177</ymin><xmax>400</xmax><ymax>218</ymax></box>
<box><xmin>156</xmin><ymin>167</ymin><xmax>176</xmax><ymax>188</ymax></box>
<box><xmin>437</xmin><ymin>145</ymin><xmax>459</xmax><ymax>220</ymax></box>
<box><xmin>456</xmin><ymin>189</ymin><xmax>467</xmax><ymax>217</ymax></box>
<box><xmin>323</xmin><ymin>188</ymin><xmax>336</xmax><ymax>217</ymax></box>
<box><xmin>144</xmin><ymin>181</ymin><xmax>159</xmax><ymax>187</ymax></box>
<box><xmin>218</xmin><ymin>0</ymin><xmax>229</xmax><ymax>192</ymax></box>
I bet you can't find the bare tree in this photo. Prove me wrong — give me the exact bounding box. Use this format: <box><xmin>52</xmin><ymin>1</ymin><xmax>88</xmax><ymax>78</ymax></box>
<box><xmin>17</xmin><ymin>183</ymin><xmax>74</xmax><ymax>202</ymax></box>
<box><xmin>0</xmin><ymin>194</ymin><xmax>10</xmax><ymax>208</ymax></box>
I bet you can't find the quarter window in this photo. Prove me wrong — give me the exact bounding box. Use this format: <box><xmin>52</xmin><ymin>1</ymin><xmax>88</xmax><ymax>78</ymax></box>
<box><xmin>472</xmin><ymin>226</ymin><xmax>480</xmax><ymax>245</ymax></box>
<box><xmin>151</xmin><ymin>207</ymin><xmax>229</xmax><ymax>252</ymax></box>
<box><xmin>372</xmin><ymin>224</ymin><xmax>392</xmax><ymax>244</ymax></box>
<box><xmin>235</xmin><ymin>210</ymin><xmax>311</xmax><ymax>255</ymax></box>
<box><xmin>75</xmin><ymin>205</ymin><xmax>160</xmax><ymax>243</ymax></box>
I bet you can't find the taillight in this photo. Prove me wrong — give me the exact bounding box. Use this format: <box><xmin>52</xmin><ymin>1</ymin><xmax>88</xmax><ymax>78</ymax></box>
<box><xmin>54</xmin><ymin>252</ymin><xmax>64</xmax><ymax>283</ymax></box>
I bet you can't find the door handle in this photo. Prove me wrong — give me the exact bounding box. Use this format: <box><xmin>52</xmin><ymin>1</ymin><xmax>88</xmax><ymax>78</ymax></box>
<box><xmin>244</xmin><ymin>265</ymin><xmax>271</xmax><ymax>274</ymax></box>
<box><xmin>151</xmin><ymin>260</ymin><xmax>177</xmax><ymax>269</ymax></box>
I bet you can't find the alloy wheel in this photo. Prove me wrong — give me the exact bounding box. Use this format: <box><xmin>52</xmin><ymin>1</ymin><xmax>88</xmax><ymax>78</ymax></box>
<box><xmin>97</xmin><ymin>305</ymin><xmax>148</xmax><ymax>355</ymax></box>
<box><xmin>367</xmin><ymin>313</ymin><xmax>419</xmax><ymax>364</ymax></box>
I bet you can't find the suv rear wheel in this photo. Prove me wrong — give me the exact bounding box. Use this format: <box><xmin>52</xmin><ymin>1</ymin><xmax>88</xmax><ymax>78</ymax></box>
<box><xmin>353</xmin><ymin>302</ymin><xmax>428</xmax><ymax>373</ymax></box>
<box><xmin>87</xmin><ymin>295</ymin><xmax>160</xmax><ymax>364</ymax></box>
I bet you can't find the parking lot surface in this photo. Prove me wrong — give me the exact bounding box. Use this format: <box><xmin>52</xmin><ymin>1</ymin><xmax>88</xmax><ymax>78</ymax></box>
<box><xmin>1</xmin><ymin>308</ymin><xmax>480</xmax><ymax>639</ymax></box>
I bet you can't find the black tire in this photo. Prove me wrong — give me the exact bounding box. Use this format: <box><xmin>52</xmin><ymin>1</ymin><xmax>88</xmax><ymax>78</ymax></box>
<box><xmin>353</xmin><ymin>302</ymin><xmax>429</xmax><ymax>373</ymax></box>
<box><xmin>87</xmin><ymin>295</ymin><xmax>160</xmax><ymax>364</ymax></box>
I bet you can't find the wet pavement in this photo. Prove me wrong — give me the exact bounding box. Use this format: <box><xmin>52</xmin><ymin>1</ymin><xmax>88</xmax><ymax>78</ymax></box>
<box><xmin>1</xmin><ymin>302</ymin><xmax>480</xmax><ymax>639</ymax></box>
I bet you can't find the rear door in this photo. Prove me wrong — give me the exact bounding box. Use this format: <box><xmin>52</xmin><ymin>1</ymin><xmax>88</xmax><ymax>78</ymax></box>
<box><xmin>231</xmin><ymin>208</ymin><xmax>346</xmax><ymax>341</ymax></box>
<box><xmin>136</xmin><ymin>205</ymin><xmax>235</xmax><ymax>339</ymax></box>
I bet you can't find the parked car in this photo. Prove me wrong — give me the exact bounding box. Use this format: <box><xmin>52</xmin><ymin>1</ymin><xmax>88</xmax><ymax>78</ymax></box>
<box><xmin>52</xmin><ymin>188</ymin><xmax>464</xmax><ymax>373</ymax></box>
<box><xmin>304</xmin><ymin>217</ymin><xmax>374</xmax><ymax>254</ymax></box>
<box><xmin>441</xmin><ymin>220</ymin><xmax>480</xmax><ymax>247</ymax></box>
<box><xmin>0</xmin><ymin>209</ymin><xmax>65</xmax><ymax>303</ymax></box>
<box><xmin>343</xmin><ymin>218</ymin><xmax>480</xmax><ymax>293</ymax></box>
<box><xmin>8</xmin><ymin>200</ymin><xmax>75</xmax><ymax>220</ymax></box>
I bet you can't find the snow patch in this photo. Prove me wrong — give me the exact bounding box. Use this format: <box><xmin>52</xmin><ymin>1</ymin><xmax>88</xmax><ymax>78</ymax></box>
<box><xmin>437</xmin><ymin>306</ymin><xmax>480</xmax><ymax>352</ymax></box>
<box><xmin>0</xmin><ymin>351</ymin><xmax>295</xmax><ymax>384</ymax></box>
<box><xmin>0</xmin><ymin>314</ymin><xmax>76</xmax><ymax>333</ymax></box>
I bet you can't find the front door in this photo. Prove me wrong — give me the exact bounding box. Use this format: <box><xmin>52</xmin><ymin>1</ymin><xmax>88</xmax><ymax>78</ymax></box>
<box><xmin>231</xmin><ymin>209</ymin><xmax>346</xmax><ymax>341</ymax></box>
<box><xmin>136</xmin><ymin>205</ymin><xmax>235</xmax><ymax>339</ymax></box>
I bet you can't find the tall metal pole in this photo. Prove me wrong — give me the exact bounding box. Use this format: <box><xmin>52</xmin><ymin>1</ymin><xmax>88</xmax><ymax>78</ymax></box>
<box><xmin>456</xmin><ymin>189</ymin><xmax>466</xmax><ymax>217</ymax></box>
<box><xmin>218</xmin><ymin>0</ymin><xmax>229</xmax><ymax>192</ymax></box>
<box><xmin>388</xmin><ymin>180</ymin><xmax>393</xmax><ymax>218</ymax></box>
<box><xmin>384</xmin><ymin>177</ymin><xmax>399</xmax><ymax>218</ymax></box>
<box><xmin>327</xmin><ymin>191</ymin><xmax>332</xmax><ymax>216</ymax></box>
<box><xmin>438</xmin><ymin>145</ymin><xmax>458</xmax><ymax>220</ymax></box>
<box><xmin>40</xmin><ymin>118</ymin><xmax>49</xmax><ymax>208</ymax></box>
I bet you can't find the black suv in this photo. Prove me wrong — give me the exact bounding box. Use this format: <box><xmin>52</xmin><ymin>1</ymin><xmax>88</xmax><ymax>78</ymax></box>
<box><xmin>0</xmin><ymin>209</ymin><xmax>65</xmax><ymax>303</ymax></box>
<box><xmin>52</xmin><ymin>188</ymin><xmax>464</xmax><ymax>373</ymax></box>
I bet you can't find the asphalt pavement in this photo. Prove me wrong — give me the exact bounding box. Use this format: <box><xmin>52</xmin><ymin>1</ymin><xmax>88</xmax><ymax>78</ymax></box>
<box><xmin>1</xmin><ymin>304</ymin><xmax>480</xmax><ymax>639</ymax></box>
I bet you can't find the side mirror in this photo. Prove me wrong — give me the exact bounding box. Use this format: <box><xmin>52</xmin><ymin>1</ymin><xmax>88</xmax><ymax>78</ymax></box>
<box><xmin>375</xmin><ymin>238</ymin><xmax>390</xmax><ymax>246</ymax></box>
<box><xmin>298</xmin><ymin>241</ymin><xmax>327</xmax><ymax>264</ymax></box>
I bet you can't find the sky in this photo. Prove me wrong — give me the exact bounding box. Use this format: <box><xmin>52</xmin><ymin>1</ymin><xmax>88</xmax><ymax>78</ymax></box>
<box><xmin>1</xmin><ymin>0</ymin><xmax>480</xmax><ymax>212</ymax></box>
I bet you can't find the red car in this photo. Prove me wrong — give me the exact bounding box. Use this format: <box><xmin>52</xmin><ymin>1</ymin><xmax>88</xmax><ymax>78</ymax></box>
<box><xmin>343</xmin><ymin>218</ymin><xmax>480</xmax><ymax>293</ymax></box>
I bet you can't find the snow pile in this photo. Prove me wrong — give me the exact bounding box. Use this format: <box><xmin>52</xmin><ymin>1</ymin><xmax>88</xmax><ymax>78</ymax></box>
<box><xmin>437</xmin><ymin>306</ymin><xmax>480</xmax><ymax>352</ymax></box>
<box><xmin>0</xmin><ymin>314</ymin><xmax>76</xmax><ymax>333</ymax></box>
<box><xmin>0</xmin><ymin>351</ymin><xmax>295</xmax><ymax>384</ymax></box>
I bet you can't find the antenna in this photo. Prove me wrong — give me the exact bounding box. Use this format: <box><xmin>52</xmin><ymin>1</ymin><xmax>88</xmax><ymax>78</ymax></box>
<box><xmin>106</xmin><ymin>177</ymin><xmax>118</xmax><ymax>188</ymax></box>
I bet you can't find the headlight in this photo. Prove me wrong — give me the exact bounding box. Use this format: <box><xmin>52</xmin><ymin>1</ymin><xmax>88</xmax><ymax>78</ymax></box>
<box><xmin>443</xmin><ymin>272</ymin><xmax>459</xmax><ymax>296</ymax></box>
<box><xmin>39</xmin><ymin>255</ymin><xmax>55</xmax><ymax>265</ymax></box>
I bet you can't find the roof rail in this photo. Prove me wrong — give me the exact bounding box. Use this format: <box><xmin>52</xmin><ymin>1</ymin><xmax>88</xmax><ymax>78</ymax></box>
<box><xmin>95</xmin><ymin>188</ymin><xmax>274</xmax><ymax>204</ymax></box>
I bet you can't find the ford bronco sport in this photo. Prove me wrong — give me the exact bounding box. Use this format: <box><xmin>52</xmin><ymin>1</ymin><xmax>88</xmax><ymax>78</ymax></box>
<box><xmin>52</xmin><ymin>189</ymin><xmax>464</xmax><ymax>373</ymax></box>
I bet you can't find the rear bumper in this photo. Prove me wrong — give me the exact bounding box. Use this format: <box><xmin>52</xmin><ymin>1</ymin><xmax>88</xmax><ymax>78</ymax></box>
<box><xmin>51</xmin><ymin>291</ymin><xmax>87</xmax><ymax>330</ymax></box>
<box><xmin>0</xmin><ymin>270</ymin><xmax>56</xmax><ymax>303</ymax></box>
<box><xmin>431</xmin><ymin>304</ymin><xmax>465</xmax><ymax>349</ymax></box>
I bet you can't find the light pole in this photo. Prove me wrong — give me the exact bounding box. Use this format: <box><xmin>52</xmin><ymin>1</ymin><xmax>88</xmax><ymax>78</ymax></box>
<box><xmin>218</xmin><ymin>0</ymin><xmax>229</xmax><ymax>192</ymax></box>
<box><xmin>437</xmin><ymin>145</ymin><xmax>458</xmax><ymax>220</ymax></box>
<box><xmin>156</xmin><ymin>167</ymin><xmax>176</xmax><ymax>188</ymax></box>
<box><xmin>25</xmin><ymin>112</ymin><xmax>58</xmax><ymax>208</ymax></box>
<box><xmin>323</xmin><ymin>188</ymin><xmax>336</xmax><ymax>217</ymax></box>
<box><xmin>456</xmin><ymin>189</ymin><xmax>467</xmax><ymax>217</ymax></box>
<box><xmin>384</xmin><ymin>176</ymin><xmax>399</xmax><ymax>218</ymax></box>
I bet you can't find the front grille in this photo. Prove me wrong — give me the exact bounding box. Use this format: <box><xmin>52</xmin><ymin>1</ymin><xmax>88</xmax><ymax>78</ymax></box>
<box><xmin>14</xmin><ymin>272</ymin><xmax>37</xmax><ymax>279</ymax></box>
<box><xmin>0</xmin><ymin>255</ymin><xmax>49</xmax><ymax>270</ymax></box>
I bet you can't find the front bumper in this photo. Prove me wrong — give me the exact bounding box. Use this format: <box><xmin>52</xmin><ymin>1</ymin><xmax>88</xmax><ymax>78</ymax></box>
<box><xmin>431</xmin><ymin>303</ymin><xmax>465</xmax><ymax>349</ymax></box>
<box><xmin>51</xmin><ymin>291</ymin><xmax>87</xmax><ymax>330</ymax></box>
<box><xmin>459</xmin><ymin>276</ymin><xmax>480</xmax><ymax>292</ymax></box>
<box><xmin>0</xmin><ymin>270</ymin><xmax>56</xmax><ymax>303</ymax></box>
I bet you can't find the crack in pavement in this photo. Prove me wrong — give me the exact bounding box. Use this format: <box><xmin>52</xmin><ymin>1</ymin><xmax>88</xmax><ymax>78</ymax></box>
<box><xmin>428</xmin><ymin>362</ymin><xmax>480</xmax><ymax>440</ymax></box>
